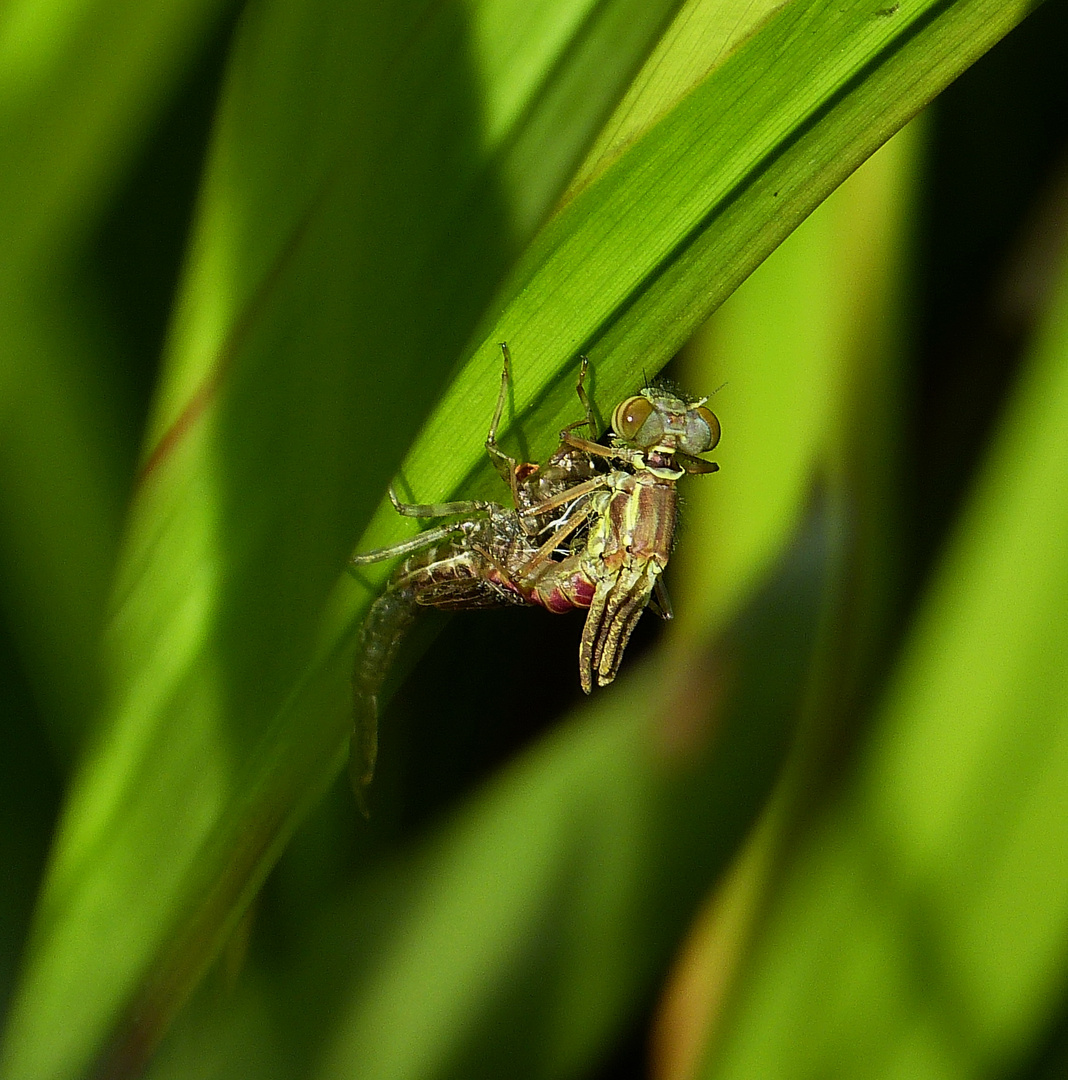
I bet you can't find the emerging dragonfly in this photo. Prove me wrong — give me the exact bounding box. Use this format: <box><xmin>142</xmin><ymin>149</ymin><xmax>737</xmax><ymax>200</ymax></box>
<box><xmin>348</xmin><ymin>344</ymin><xmax>720</xmax><ymax>808</ymax></box>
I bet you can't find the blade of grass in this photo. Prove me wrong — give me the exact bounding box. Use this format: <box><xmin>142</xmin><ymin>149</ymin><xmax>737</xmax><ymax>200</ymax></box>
<box><xmin>568</xmin><ymin>0</ymin><xmax>785</xmax><ymax>192</ymax></box>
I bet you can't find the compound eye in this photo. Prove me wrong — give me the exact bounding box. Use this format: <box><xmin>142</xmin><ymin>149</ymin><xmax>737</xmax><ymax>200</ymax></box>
<box><xmin>684</xmin><ymin>405</ymin><xmax>721</xmax><ymax>453</ymax></box>
<box><xmin>612</xmin><ymin>395</ymin><xmax>654</xmax><ymax>441</ymax></box>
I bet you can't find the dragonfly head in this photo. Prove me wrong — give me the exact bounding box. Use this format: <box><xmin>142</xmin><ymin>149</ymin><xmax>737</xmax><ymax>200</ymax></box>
<box><xmin>610</xmin><ymin>387</ymin><xmax>720</xmax><ymax>476</ymax></box>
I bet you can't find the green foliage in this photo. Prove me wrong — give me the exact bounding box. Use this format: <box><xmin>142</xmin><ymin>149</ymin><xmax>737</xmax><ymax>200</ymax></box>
<box><xmin>1</xmin><ymin>1</ymin><xmax>1065</xmax><ymax>1079</ymax></box>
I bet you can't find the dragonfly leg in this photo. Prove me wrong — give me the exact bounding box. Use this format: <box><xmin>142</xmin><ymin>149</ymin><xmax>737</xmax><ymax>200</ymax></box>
<box><xmin>350</xmin><ymin>518</ymin><xmax>478</xmax><ymax>566</ymax></box>
<box><xmin>559</xmin><ymin>354</ymin><xmax>595</xmax><ymax>439</ymax></box>
<box><xmin>592</xmin><ymin>563</ymin><xmax>659</xmax><ymax>686</ymax></box>
<box><xmin>560</xmin><ymin>431</ymin><xmax>642</xmax><ymax>468</ymax></box>
<box><xmin>513</xmin><ymin>498</ymin><xmax>596</xmax><ymax>581</ymax></box>
<box><xmin>517</xmin><ymin>474</ymin><xmax>609</xmax><ymax>522</ymax></box>
<box><xmin>388</xmin><ymin>485</ymin><xmax>498</xmax><ymax>521</ymax></box>
<box><xmin>577</xmin><ymin>562</ymin><xmax>658</xmax><ymax>693</ymax></box>
<box><xmin>578</xmin><ymin>579</ymin><xmax>611</xmax><ymax>694</ymax></box>
<box><xmin>486</xmin><ymin>343</ymin><xmax>523</xmax><ymax>506</ymax></box>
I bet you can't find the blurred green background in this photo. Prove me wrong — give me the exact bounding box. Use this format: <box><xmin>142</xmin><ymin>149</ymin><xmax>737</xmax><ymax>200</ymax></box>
<box><xmin>2</xmin><ymin>1</ymin><xmax>1067</xmax><ymax>1078</ymax></box>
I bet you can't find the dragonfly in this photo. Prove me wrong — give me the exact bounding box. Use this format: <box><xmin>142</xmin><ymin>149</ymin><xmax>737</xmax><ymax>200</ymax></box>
<box><xmin>347</xmin><ymin>345</ymin><xmax>720</xmax><ymax>809</ymax></box>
